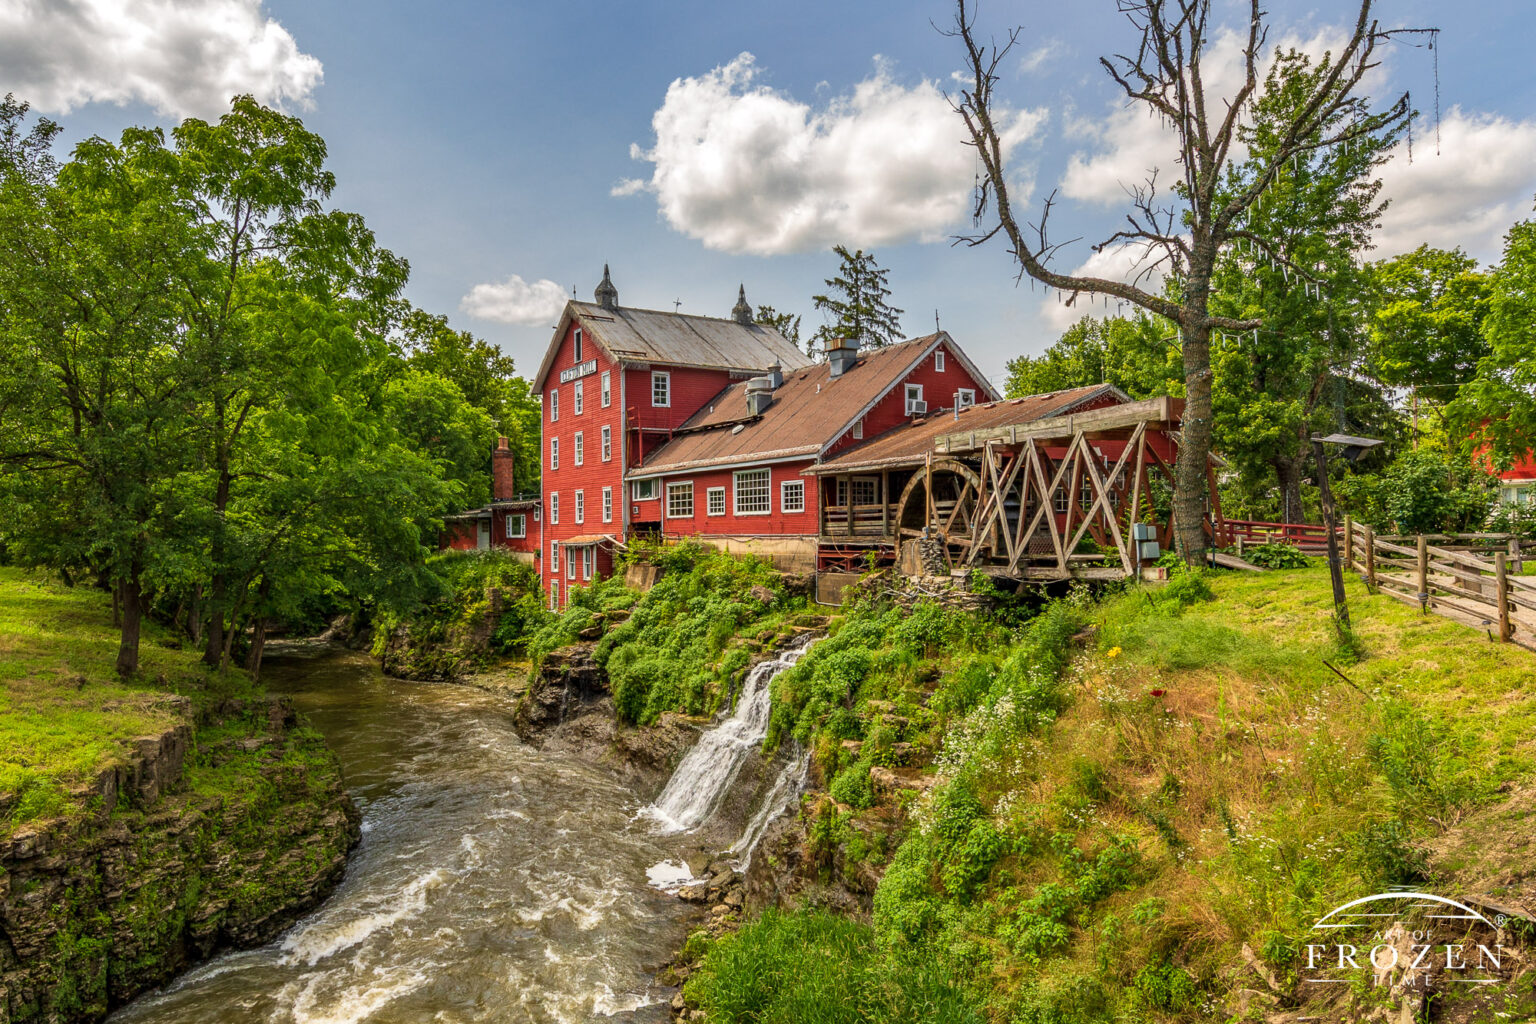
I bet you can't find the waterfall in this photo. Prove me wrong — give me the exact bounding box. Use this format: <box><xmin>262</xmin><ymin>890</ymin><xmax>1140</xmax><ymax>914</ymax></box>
<box><xmin>727</xmin><ymin>750</ymin><xmax>809</xmax><ymax>871</ymax></box>
<box><xmin>640</xmin><ymin>635</ymin><xmax>815</xmax><ymax>834</ymax></box>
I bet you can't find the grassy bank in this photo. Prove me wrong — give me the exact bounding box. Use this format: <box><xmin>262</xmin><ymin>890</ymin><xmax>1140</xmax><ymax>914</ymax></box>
<box><xmin>683</xmin><ymin>567</ymin><xmax>1536</xmax><ymax>1023</ymax></box>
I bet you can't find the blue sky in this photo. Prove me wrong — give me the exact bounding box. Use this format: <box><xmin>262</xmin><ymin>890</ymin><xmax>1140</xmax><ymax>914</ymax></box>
<box><xmin>7</xmin><ymin>0</ymin><xmax>1536</xmax><ymax>392</ymax></box>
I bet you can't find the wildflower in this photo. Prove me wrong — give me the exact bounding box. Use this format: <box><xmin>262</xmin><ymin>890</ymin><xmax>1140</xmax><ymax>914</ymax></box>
<box><xmin>1106</xmin><ymin>646</ymin><xmax>1122</xmax><ymax>659</ymax></box>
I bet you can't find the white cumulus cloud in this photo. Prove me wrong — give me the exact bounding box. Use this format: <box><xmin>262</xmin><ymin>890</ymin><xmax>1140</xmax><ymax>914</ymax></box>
<box><xmin>615</xmin><ymin>52</ymin><xmax>1048</xmax><ymax>256</ymax></box>
<box><xmin>1374</xmin><ymin>108</ymin><xmax>1536</xmax><ymax>263</ymax></box>
<box><xmin>460</xmin><ymin>275</ymin><xmax>569</xmax><ymax>326</ymax></box>
<box><xmin>0</xmin><ymin>0</ymin><xmax>322</xmax><ymax>119</ymax></box>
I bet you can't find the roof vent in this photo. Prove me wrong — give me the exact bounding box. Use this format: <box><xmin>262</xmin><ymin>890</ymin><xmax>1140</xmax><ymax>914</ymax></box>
<box><xmin>827</xmin><ymin>336</ymin><xmax>859</xmax><ymax>378</ymax></box>
<box><xmin>746</xmin><ymin>375</ymin><xmax>773</xmax><ymax>416</ymax></box>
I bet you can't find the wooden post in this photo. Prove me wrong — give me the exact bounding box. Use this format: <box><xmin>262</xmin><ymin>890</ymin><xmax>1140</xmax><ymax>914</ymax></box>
<box><xmin>1364</xmin><ymin>524</ymin><xmax>1377</xmax><ymax>590</ymax></box>
<box><xmin>1511</xmin><ymin>535</ymin><xmax>1524</xmax><ymax>574</ymax></box>
<box><xmin>1343</xmin><ymin>515</ymin><xmax>1353</xmax><ymax>571</ymax></box>
<box><xmin>1496</xmin><ymin>551</ymin><xmax>1512</xmax><ymax>643</ymax></box>
<box><xmin>924</xmin><ymin>454</ymin><xmax>934</xmax><ymax>536</ymax></box>
<box><xmin>1416</xmin><ymin>535</ymin><xmax>1429</xmax><ymax>615</ymax></box>
<box><xmin>881</xmin><ymin>471</ymin><xmax>890</xmax><ymax>537</ymax></box>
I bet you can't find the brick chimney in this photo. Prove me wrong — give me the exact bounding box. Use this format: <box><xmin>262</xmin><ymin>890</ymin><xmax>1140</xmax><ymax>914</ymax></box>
<box><xmin>492</xmin><ymin>437</ymin><xmax>515</xmax><ymax>501</ymax></box>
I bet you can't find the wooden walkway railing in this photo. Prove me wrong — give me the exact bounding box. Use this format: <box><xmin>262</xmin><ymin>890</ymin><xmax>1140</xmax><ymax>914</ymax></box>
<box><xmin>1346</xmin><ymin>521</ymin><xmax>1536</xmax><ymax>652</ymax></box>
<box><xmin>1218</xmin><ymin>518</ymin><xmax>1333</xmax><ymax>553</ymax></box>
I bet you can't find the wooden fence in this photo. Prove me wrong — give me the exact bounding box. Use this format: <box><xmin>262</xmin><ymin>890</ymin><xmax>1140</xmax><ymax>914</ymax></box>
<box><xmin>1345</xmin><ymin>521</ymin><xmax>1536</xmax><ymax>652</ymax></box>
<box><xmin>1218</xmin><ymin>518</ymin><xmax>1333</xmax><ymax>554</ymax></box>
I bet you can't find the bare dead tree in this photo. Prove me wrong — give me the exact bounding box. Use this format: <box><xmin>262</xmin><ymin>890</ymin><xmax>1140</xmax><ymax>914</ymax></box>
<box><xmin>950</xmin><ymin>0</ymin><xmax>1410</xmax><ymax>561</ymax></box>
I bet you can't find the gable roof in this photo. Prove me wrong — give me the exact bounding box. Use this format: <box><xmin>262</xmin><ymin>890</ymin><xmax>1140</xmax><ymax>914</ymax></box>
<box><xmin>628</xmin><ymin>332</ymin><xmax>999</xmax><ymax>479</ymax></box>
<box><xmin>809</xmin><ymin>384</ymin><xmax>1128</xmax><ymax>475</ymax></box>
<box><xmin>533</xmin><ymin>300</ymin><xmax>811</xmax><ymax>389</ymax></box>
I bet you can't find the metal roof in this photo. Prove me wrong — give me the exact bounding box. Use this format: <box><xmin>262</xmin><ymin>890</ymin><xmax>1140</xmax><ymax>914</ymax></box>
<box><xmin>809</xmin><ymin>384</ymin><xmax>1127</xmax><ymax>475</ymax></box>
<box><xmin>533</xmin><ymin>301</ymin><xmax>811</xmax><ymax>388</ymax></box>
<box><xmin>628</xmin><ymin>335</ymin><xmax>959</xmax><ymax>478</ymax></box>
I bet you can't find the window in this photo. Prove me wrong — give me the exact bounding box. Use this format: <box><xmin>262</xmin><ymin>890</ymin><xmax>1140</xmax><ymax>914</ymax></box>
<box><xmin>852</xmin><ymin>418</ymin><xmax>863</xmax><ymax>440</ymax></box>
<box><xmin>652</xmin><ymin>371</ymin><xmax>671</xmax><ymax>408</ymax></box>
<box><xmin>568</xmin><ymin>549</ymin><xmax>576</xmax><ymax>579</ymax></box>
<box><xmin>1079</xmin><ymin>478</ymin><xmax>1094</xmax><ymax>513</ymax></box>
<box><xmin>574</xmin><ymin>431</ymin><xmax>584</xmax><ymax>466</ymax></box>
<box><xmin>734</xmin><ymin>468</ymin><xmax>770</xmax><ymax>515</ymax></box>
<box><xmin>1053</xmin><ymin>487</ymin><xmax>1069</xmax><ymax>514</ymax></box>
<box><xmin>935</xmin><ymin>349</ymin><xmax>946</xmax><ymax>371</ymax></box>
<box><xmin>633</xmin><ymin>479</ymin><xmax>658</xmax><ymax>501</ymax></box>
<box><xmin>600</xmin><ymin>370</ymin><xmax>611</xmax><ymax>407</ymax></box>
<box><xmin>505</xmin><ymin>514</ymin><xmax>526</xmax><ymax>539</ymax></box>
<box><xmin>574</xmin><ymin>380</ymin><xmax>584</xmax><ymax>415</ymax></box>
<box><xmin>601</xmin><ymin>425</ymin><xmax>612</xmax><ymax>462</ymax></box>
<box><xmin>781</xmin><ymin>480</ymin><xmax>805</xmax><ymax>513</ymax></box>
<box><xmin>575</xmin><ymin>489</ymin><xmax>585</xmax><ymax>524</ymax></box>
<box><xmin>707</xmin><ymin>486</ymin><xmax>726</xmax><ymax>516</ymax></box>
<box><xmin>550</xmin><ymin>492</ymin><xmax>560</xmax><ymax>524</ymax></box>
<box><xmin>582</xmin><ymin>547</ymin><xmax>594</xmax><ymax>580</ymax></box>
<box><xmin>904</xmin><ymin>384</ymin><xmax>925</xmax><ymax>414</ymax></box>
<box><xmin>837</xmin><ymin>477</ymin><xmax>878</xmax><ymax>507</ymax></box>
<box><xmin>549</xmin><ymin>581</ymin><xmax>558</xmax><ymax>611</ymax></box>
<box><xmin>573</xmin><ymin>327</ymin><xmax>583</xmax><ymax>362</ymax></box>
<box><xmin>602</xmin><ymin>487</ymin><xmax>613</xmax><ymax>523</ymax></box>
<box><xmin>955</xmin><ymin>388</ymin><xmax>976</xmax><ymax>410</ymax></box>
<box><xmin>549</xmin><ymin>389</ymin><xmax>558</xmax><ymax>421</ymax></box>
<box><xmin>667</xmin><ymin>481</ymin><xmax>694</xmax><ymax>518</ymax></box>
<box><xmin>549</xmin><ymin>437</ymin><xmax>559</xmax><ymax>470</ymax></box>
<box><xmin>551</xmin><ymin>540</ymin><xmax>560</xmax><ymax>573</ymax></box>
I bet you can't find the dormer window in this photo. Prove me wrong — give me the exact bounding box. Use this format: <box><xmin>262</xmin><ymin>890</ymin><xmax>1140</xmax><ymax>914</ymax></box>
<box><xmin>573</xmin><ymin>327</ymin><xmax>583</xmax><ymax>362</ymax></box>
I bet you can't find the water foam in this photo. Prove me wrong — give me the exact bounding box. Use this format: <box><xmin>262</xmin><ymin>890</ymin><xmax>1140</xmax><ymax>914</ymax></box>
<box><xmin>728</xmin><ymin>749</ymin><xmax>810</xmax><ymax>870</ymax></box>
<box><xmin>280</xmin><ymin>868</ymin><xmax>446</xmax><ymax>966</ymax></box>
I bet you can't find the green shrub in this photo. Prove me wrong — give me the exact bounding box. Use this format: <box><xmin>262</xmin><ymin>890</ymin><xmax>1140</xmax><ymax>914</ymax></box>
<box><xmin>829</xmin><ymin>756</ymin><xmax>875</xmax><ymax>809</ymax></box>
<box><xmin>1242</xmin><ymin>541</ymin><xmax>1312</xmax><ymax>569</ymax></box>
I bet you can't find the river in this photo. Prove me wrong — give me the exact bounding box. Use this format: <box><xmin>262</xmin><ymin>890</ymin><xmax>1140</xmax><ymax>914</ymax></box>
<box><xmin>109</xmin><ymin>648</ymin><xmax>697</xmax><ymax>1024</ymax></box>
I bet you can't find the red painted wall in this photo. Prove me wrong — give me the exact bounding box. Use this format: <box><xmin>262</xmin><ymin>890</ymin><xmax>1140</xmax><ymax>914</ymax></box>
<box><xmin>643</xmin><ymin>461</ymin><xmax>822</xmax><ymax>539</ymax></box>
<box><xmin>825</xmin><ymin>339</ymin><xmax>991</xmax><ymax>458</ymax></box>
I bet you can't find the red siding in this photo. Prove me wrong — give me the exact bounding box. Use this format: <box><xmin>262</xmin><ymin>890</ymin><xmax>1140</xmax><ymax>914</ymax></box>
<box><xmin>645</xmin><ymin>461</ymin><xmax>822</xmax><ymax>539</ymax></box>
<box><xmin>825</xmin><ymin>340</ymin><xmax>991</xmax><ymax>458</ymax></box>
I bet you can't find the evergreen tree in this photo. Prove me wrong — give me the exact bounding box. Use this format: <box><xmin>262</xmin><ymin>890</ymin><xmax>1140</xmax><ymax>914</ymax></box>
<box><xmin>753</xmin><ymin>305</ymin><xmax>801</xmax><ymax>349</ymax></box>
<box><xmin>810</xmin><ymin>245</ymin><xmax>903</xmax><ymax>355</ymax></box>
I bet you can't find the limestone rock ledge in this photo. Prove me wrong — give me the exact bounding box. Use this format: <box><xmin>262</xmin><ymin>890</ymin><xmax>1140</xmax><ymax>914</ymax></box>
<box><xmin>0</xmin><ymin>696</ymin><xmax>361</xmax><ymax>1024</ymax></box>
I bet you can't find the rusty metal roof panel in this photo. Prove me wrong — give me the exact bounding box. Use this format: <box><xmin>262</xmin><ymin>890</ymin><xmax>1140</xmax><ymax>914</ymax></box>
<box><xmin>572</xmin><ymin>301</ymin><xmax>812</xmax><ymax>372</ymax></box>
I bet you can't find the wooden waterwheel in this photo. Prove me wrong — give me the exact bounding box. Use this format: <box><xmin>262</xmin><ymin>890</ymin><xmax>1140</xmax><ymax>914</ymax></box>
<box><xmin>893</xmin><ymin>458</ymin><xmax>988</xmax><ymax>573</ymax></box>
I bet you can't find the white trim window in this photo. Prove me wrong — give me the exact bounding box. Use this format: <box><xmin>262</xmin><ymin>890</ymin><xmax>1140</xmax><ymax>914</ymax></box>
<box><xmin>904</xmin><ymin>384</ymin><xmax>924</xmax><ymax>414</ymax></box>
<box><xmin>549</xmin><ymin>436</ymin><xmax>559</xmax><ymax>470</ymax></box>
<box><xmin>601</xmin><ymin>425</ymin><xmax>612</xmax><ymax>462</ymax></box>
<box><xmin>666</xmin><ymin>481</ymin><xmax>694</xmax><ymax>518</ymax></box>
<box><xmin>852</xmin><ymin>418</ymin><xmax>863</xmax><ymax>440</ymax></box>
<box><xmin>734</xmin><ymin>468</ymin><xmax>770</xmax><ymax>515</ymax></box>
<box><xmin>574</xmin><ymin>380</ymin><xmax>584</xmax><ymax>415</ymax></box>
<box><xmin>652</xmin><ymin>371</ymin><xmax>671</xmax><ymax>408</ymax></box>
<box><xmin>781</xmin><ymin>480</ymin><xmax>805</xmax><ymax>513</ymax></box>
<box><xmin>551</xmin><ymin>540</ymin><xmax>560</xmax><ymax>573</ymax></box>
<box><xmin>574</xmin><ymin>431</ymin><xmax>584</xmax><ymax>466</ymax></box>
<box><xmin>549</xmin><ymin>580</ymin><xmax>558</xmax><ymax>611</ymax></box>
<box><xmin>582</xmin><ymin>547</ymin><xmax>594</xmax><ymax>580</ymax></box>
<box><xmin>550</xmin><ymin>492</ymin><xmax>560</xmax><ymax>524</ymax></box>
<box><xmin>955</xmin><ymin>388</ymin><xmax>976</xmax><ymax>410</ymax></box>
<box><xmin>602</xmin><ymin>486</ymin><xmax>613</xmax><ymax>523</ymax></box>
<box><xmin>573</xmin><ymin>327</ymin><xmax>583</xmax><ymax>362</ymax></box>
<box><xmin>706</xmin><ymin>486</ymin><xmax>726</xmax><ymax>516</ymax></box>
<box><xmin>575</xmin><ymin>489</ymin><xmax>585</xmax><ymax>524</ymax></box>
<box><xmin>505</xmin><ymin>513</ymin><xmax>526</xmax><ymax>539</ymax></box>
<box><xmin>1054</xmin><ymin>487</ymin><xmax>1070</xmax><ymax>514</ymax></box>
<box><xmin>935</xmin><ymin>349</ymin><xmax>946</xmax><ymax>372</ymax></box>
<box><xmin>568</xmin><ymin>549</ymin><xmax>576</xmax><ymax>579</ymax></box>
<box><xmin>600</xmin><ymin>370</ymin><xmax>611</xmax><ymax>408</ymax></box>
<box><xmin>632</xmin><ymin>479</ymin><xmax>658</xmax><ymax>501</ymax></box>
<box><xmin>549</xmin><ymin>389</ymin><xmax>558</xmax><ymax>422</ymax></box>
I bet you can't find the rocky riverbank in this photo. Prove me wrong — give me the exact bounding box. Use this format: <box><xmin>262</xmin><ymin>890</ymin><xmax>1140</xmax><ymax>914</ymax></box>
<box><xmin>0</xmin><ymin>690</ymin><xmax>359</xmax><ymax>1023</ymax></box>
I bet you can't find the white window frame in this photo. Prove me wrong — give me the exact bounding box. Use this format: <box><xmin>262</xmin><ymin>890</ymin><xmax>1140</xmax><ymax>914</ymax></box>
<box><xmin>551</xmin><ymin>540</ymin><xmax>560</xmax><ymax>573</ymax></box>
<box><xmin>550</xmin><ymin>491</ymin><xmax>560</xmax><ymax>524</ymax></box>
<box><xmin>935</xmin><ymin>349</ymin><xmax>946</xmax><ymax>372</ymax></box>
<box><xmin>837</xmin><ymin>476</ymin><xmax>879</xmax><ymax>508</ymax></box>
<box><xmin>549</xmin><ymin>436</ymin><xmax>559</xmax><ymax>471</ymax></box>
<box><xmin>632</xmin><ymin>479</ymin><xmax>658</xmax><ymax>501</ymax></box>
<box><xmin>666</xmin><ymin>481</ymin><xmax>694</xmax><ymax>519</ymax></box>
<box><xmin>652</xmin><ymin>371</ymin><xmax>671</xmax><ymax>408</ymax></box>
<box><xmin>568</xmin><ymin>549</ymin><xmax>576</xmax><ymax>579</ymax></box>
<box><xmin>956</xmin><ymin>388</ymin><xmax>976</xmax><ymax>410</ymax></box>
<box><xmin>602</xmin><ymin>486</ymin><xmax>613</xmax><ymax>523</ymax></box>
<box><xmin>706</xmin><ymin>486</ymin><xmax>726</xmax><ymax>517</ymax></box>
<box><xmin>733</xmin><ymin>468</ymin><xmax>771</xmax><ymax>516</ymax></box>
<box><xmin>1054</xmin><ymin>487</ymin><xmax>1070</xmax><ymax>514</ymax></box>
<box><xmin>904</xmin><ymin>384</ymin><xmax>924</xmax><ymax>414</ymax></box>
<box><xmin>573</xmin><ymin>327</ymin><xmax>583</xmax><ymax>363</ymax></box>
<box><xmin>506</xmin><ymin>513</ymin><xmax>526</xmax><ymax>539</ymax></box>
<box><xmin>574</xmin><ymin>380</ymin><xmax>584</xmax><ymax>415</ymax></box>
<box><xmin>575</xmin><ymin>489</ymin><xmax>585</xmax><ymax>524</ymax></box>
<box><xmin>852</xmin><ymin>418</ymin><xmax>863</xmax><ymax>440</ymax></box>
<box><xmin>582</xmin><ymin>546</ymin><xmax>594</xmax><ymax>580</ymax></box>
<box><xmin>601</xmin><ymin>425</ymin><xmax>612</xmax><ymax>462</ymax></box>
<box><xmin>549</xmin><ymin>389</ymin><xmax>558</xmax><ymax>422</ymax></box>
<box><xmin>781</xmin><ymin>480</ymin><xmax>805</xmax><ymax>513</ymax></box>
<box><xmin>600</xmin><ymin>370</ymin><xmax>611</xmax><ymax>408</ymax></box>
<box><xmin>574</xmin><ymin>431</ymin><xmax>584</xmax><ymax>466</ymax></box>
<box><xmin>549</xmin><ymin>581</ymin><xmax>558</xmax><ymax>611</ymax></box>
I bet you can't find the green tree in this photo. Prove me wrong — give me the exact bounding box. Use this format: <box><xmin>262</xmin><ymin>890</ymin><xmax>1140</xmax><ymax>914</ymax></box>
<box><xmin>811</xmin><ymin>245</ymin><xmax>903</xmax><ymax>354</ymax></box>
<box><xmin>1003</xmin><ymin>314</ymin><xmax>1179</xmax><ymax>399</ymax></box>
<box><xmin>1453</xmin><ymin>216</ymin><xmax>1536</xmax><ymax>472</ymax></box>
<box><xmin>754</xmin><ymin>304</ymin><xmax>802</xmax><ymax>349</ymax></box>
